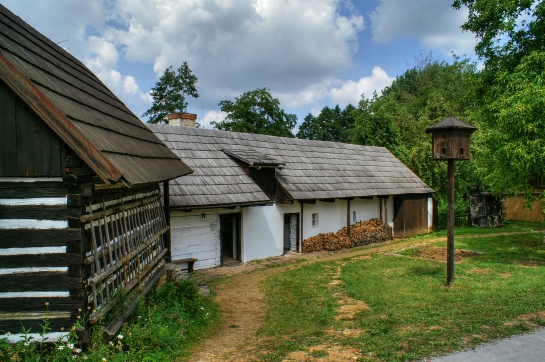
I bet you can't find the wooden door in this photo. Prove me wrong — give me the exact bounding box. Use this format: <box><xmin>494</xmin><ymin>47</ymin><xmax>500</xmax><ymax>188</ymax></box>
<box><xmin>393</xmin><ymin>195</ymin><xmax>428</xmax><ymax>238</ymax></box>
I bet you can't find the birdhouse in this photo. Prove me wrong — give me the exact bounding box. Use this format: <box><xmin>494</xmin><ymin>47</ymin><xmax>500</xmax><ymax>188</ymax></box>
<box><xmin>426</xmin><ymin>117</ymin><xmax>477</xmax><ymax>160</ymax></box>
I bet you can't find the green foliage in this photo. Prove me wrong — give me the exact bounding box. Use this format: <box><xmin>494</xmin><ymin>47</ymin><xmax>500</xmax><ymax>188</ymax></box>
<box><xmin>351</xmin><ymin>55</ymin><xmax>481</xmax><ymax>205</ymax></box>
<box><xmin>296</xmin><ymin>104</ymin><xmax>356</xmax><ymax>143</ymax></box>
<box><xmin>0</xmin><ymin>278</ymin><xmax>219</xmax><ymax>362</ymax></box>
<box><xmin>453</xmin><ymin>0</ymin><xmax>545</xmax><ymax>74</ymax></box>
<box><xmin>143</xmin><ymin>61</ymin><xmax>199</xmax><ymax>124</ymax></box>
<box><xmin>214</xmin><ymin>88</ymin><xmax>296</xmax><ymax>137</ymax></box>
<box><xmin>454</xmin><ymin>0</ymin><xmax>545</xmax><ymax>204</ymax></box>
<box><xmin>351</xmin><ymin>93</ymin><xmax>402</xmax><ymax>149</ymax></box>
<box><xmin>474</xmin><ymin>51</ymin><xmax>545</xmax><ymax>199</ymax></box>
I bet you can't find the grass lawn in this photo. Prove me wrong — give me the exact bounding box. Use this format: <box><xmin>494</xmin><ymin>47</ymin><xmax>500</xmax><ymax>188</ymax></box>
<box><xmin>258</xmin><ymin>222</ymin><xmax>545</xmax><ymax>361</ymax></box>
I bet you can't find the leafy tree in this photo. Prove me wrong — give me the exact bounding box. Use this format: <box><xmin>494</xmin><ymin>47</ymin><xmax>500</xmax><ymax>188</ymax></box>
<box><xmin>350</xmin><ymin>56</ymin><xmax>481</xmax><ymax>210</ymax></box>
<box><xmin>214</xmin><ymin>88</ymin><xmax>296</xmax><ymax>137</ymax></box>
<box><xmin>454</xmin><ymin>0</ymin><xmax>545</xmax><ymax>199</ymax></box>
<box><xmin>143</xmin><ymin>62</ymin><xmax>199</xmax><ymax>124</ymax></box>
<box><xmin>351</xmin><ymin>93</ymin><xmax>402</xmax><ymax>149</ymax></box>
<box><xmin>296</xmin><ymin>104</ymin><xmax>356</xmax><ymax>143</ymax></box>
<box><xmin>473</xmin><ymin>51</ymin><xmax>545</xmax><ymax>197</ymax></box>
<box><xmin>453</xmin><ymin>0</ymin><xmax>545</xmax><ymax>75</ymax></box>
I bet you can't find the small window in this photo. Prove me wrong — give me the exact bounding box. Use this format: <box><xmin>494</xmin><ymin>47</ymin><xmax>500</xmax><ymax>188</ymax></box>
<box><xmin>441</xmin><ymin>147</ymin><xmax>447</xmax><ymax>158</ymax></box>
<box><xmin>460</xmin><ymin>147</ymin><xmax>464</xmax><ymax>156</ymax></box>
<box><xmin>353</xmin><ymin>211</ymin><xmax>357</xmax><ymax>223</ymax></box>
<box><xmin>312</xmin><ymin>213</ymin><xmax>319</xmax><ymax>227</ymax></box>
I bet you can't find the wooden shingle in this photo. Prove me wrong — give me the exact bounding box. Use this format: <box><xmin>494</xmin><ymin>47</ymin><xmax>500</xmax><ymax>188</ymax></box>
<box><xmin>0</xmin><ymin>5</ymin><xmax>192</xmax><ymax>185</ymax></box>
<box><xmin>149</xmin><ymin>125</ymin><xmax>433</xmax><ymax>207</ymax></box>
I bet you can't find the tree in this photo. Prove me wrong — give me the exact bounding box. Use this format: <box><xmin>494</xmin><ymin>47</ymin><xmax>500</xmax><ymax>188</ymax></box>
<box><xmin>143</xmin><ymin>62</ymin><xmax>199</xmax><ymax>124</ymax></box>
<box><xmin>350</xmin><ymin>56</ymin><xmax>481</xmax><ymax>211</ymax></box>
<box><xmin>453</xmin><ymin>0</ymin><xmax>545</xmax><ymax>199</ymax></box>
<box><xmin>214</xmin><ymin>88</ymin><xmax>296</xmax><ymax>137</ymax></box>
<box><xmin>351</xmin><ymin>93</ymin><xmax>402</xmax><ymax>149</ymax></box>
<box><xmin>296</xmin><ymin>104</ymin><xmax>356</xmax><ymax>143</ymax></box>
<box><xmin>474</xmin><ymin>51</ymin><xmax>545</xmax><ymax>197</ymax></box>
<box><xmin>453</xmin><ymin>0</ymin><xmax>545</xmax><ymax>75</ymax></box>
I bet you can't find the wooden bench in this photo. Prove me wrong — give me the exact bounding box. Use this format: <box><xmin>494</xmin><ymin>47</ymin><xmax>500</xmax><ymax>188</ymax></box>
<box><xmin>165</xmin><ymin>258</ymin><xmax>198</xmax><ymax>281</ymax></box>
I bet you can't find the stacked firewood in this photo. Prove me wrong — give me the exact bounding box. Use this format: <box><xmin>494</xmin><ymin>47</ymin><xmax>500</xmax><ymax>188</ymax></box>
<box><xmin>302</xmin><ymin>218</ymin><xmax>389</xmax><ymax>253</ymax></box>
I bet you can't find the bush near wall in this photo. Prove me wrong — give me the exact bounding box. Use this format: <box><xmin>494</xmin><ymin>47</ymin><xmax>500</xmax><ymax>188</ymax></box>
<box><xmin>302</xmin><ymin>218</ymin><xmax>389</xmax><ymax>253</ymax></box>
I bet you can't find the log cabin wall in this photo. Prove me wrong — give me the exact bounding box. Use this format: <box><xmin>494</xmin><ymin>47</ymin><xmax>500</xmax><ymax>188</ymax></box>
<box><xmin>0</xmin><ymin>178</ymin><xmax>84</xmax><ymax>338</ymax></box>
<box><xmin>0</xmin><ymin>3</ymin><xmax>191</xmax><ymax>341</ymax></box>
<box><xmin>0</xmin><ymin>80</ymin><xmax>84</xmax><ymax>337</ymax></box>
<box><xmin>0</xmin><ymin>79</ymin><xmax>169</xmax><ymax>336</ymax></box>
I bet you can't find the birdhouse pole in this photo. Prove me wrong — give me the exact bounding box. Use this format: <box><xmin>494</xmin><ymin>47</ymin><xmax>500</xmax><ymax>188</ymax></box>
<box><xmin>426</xmin><ymin>117</ymin><xmax>477</xmax><ymax>287</ymax></box>
<box><xmin>447</xmin><ymin>159</ymin><xmax>455</xmax><ymax>286</ymax></box>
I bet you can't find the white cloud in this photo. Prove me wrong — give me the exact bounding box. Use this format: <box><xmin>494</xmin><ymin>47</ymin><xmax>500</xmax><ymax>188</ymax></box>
<box><xmin>370</xmin><ymin>0</ymin><xmax>476</xmax><ymax>56</ymax></box>
<box><xmin>86</xmin><ymin>36</ymin><xmax>119</xmax><ymax>69</ymax></box>
<box><xmin>330</xmin><ymin>67</ymin><xmax>394</xmax><ymax>107</ymax></box>
<box><xmin>111</xmin><ymin>0</ymin><xmax>364</xmax><ymax>91</ymax></box>
<box><xmin>202</xmin><ymin>110</ymin><xmax>228</xmax><ymax>129</ymax></box>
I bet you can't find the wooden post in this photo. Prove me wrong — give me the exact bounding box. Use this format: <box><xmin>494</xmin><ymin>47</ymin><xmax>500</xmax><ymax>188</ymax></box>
<box><xmin>163</xmin><ymin>181</ymin><xmax>171</xmax><ymax>262</ymax></box>
<box><xmin>447</xmin><ymin>159</ymin><xmax>455</xmax><ymax>287</ymax></box>
<box><xmin>379</xmin><ymin>197</ymin><xmax>383</xmax><ymax>223</ymax></box>
<box><xmin>299</xmin><ymin>202</ymin><xmax>304</xmax><ymax>253</ymax></box>
<box><xmin>346</xmin><ymin>199</ymin><xmax>351</xmax><ymax>237</ymax></box>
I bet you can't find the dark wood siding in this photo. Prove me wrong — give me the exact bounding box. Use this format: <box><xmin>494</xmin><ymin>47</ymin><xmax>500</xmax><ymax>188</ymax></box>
<box><xmin>393</xmin><ymin>194</ymin><xmax>429</xmax><ymax>238</ymax></box>
<box><xmin>0</xmin><ymin>79</ymin><xmax>65</xmax><ymax>177</ymax></box>
<box><xmin>0</xmin><ymin>180</ymin><xmax>85</xmax><ymax>335</ymax></box>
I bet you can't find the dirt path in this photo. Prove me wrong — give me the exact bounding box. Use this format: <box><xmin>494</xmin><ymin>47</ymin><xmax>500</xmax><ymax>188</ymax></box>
<box><xmin>188</xmin><ymin>231</ymin><xmax>541</xmax><ymax>361</ymax></box>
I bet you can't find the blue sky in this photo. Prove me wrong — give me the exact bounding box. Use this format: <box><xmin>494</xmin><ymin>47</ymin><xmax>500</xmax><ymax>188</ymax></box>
<box><xmin>3</xmin><ymin>0</ymin><xmax>477</xmax><ymax>129</ymax></box>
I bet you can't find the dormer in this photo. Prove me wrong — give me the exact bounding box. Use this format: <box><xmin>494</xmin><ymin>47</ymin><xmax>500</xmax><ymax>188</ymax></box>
<box><xmin>223</xmin><ymin>148</ymin><xmax>285</xmax><ymax>199</ymax></box>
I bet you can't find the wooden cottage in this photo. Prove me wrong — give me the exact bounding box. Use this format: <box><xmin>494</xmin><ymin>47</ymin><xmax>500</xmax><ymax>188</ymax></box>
<box><xmin>0</xmin><ymin>5</ymin><xmax>192</xmax><ymax>342</ymax></box>
<box><xmin>149</xmin><ymin>125</ymin><xmax>434</xmax><ymax>270</ymax></box>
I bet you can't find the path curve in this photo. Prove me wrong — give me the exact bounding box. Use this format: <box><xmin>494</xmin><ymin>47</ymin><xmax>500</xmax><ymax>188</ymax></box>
<box><xmin>188</xmin><ymin>231</ymin><xmax>541</xmax><ymax>361</ymax></box>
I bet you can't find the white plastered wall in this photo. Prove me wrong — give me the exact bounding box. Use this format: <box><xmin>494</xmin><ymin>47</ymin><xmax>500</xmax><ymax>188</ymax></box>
<box><xmin>428</xmin><ymin>195</ymin><xmax>434</xmax><ymax>230</ymax></box>
<box><xmin>170</xmin><ymin>196</ymin><xmax>399</xmax><ymax>270</ymax></box>
<box><xmin>281</xmin><ymin>197</ymin><xmax>392</xmax><ymax>242</ymax></box>
<box><xmin>170</xmin><ymin>208</ymin><xmax>240</xmax><ymax>270</ymax></box>
<box><xmin>241</xmin><ymin>204</ymin><xmax>284</xmax><ymax>262</ymax></box>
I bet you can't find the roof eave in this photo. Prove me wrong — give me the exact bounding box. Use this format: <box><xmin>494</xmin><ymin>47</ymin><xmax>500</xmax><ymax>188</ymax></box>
<box><xmin>0</xmin><ymin>52</ymin><xmax>123</xmax><ymax>185</ymax></box>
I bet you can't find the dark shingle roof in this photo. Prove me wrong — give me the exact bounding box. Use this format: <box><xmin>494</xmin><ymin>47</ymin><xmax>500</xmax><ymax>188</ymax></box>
<box><xmin>223</xmin><ymin>148</ymin><xmax>285</xmax><ymax>168</ymax></box>
<box><xmin>149</xmin><ymin>125</ymin><xmax>433</xmax><ymax>207</ymax></box>
<box><xmin>426</xmin><ymin>116</ymin><xmax>477</xmax><ymax>133</ymax></box>
<box><xmin>0</xmin><ymin>5</ymin><xmax>192</xmax><ymax>185</ymax></box>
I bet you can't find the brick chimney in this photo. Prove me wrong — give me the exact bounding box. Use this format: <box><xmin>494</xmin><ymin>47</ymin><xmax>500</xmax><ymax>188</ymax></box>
<box><xmin>167</xmin><ymin>112</ymin><xmax>197</xmax><ymax>127</ymax></box>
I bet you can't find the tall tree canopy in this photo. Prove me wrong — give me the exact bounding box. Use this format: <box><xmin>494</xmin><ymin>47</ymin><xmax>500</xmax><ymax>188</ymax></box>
<box><xmin>143</xmin><ymin>62</ymin><xmax>199</xmax><ymax>124</ymax></box>
<box><xmin>351</xmin><ymin>56</ymin><xmax>480</xmax><ymax>209</ymax></box>
<box><xmin>454</xmin><ymin>0</ymin><xmax>545</xmax><ymax>198</ymax></box>
<box><xmin>296</xmin><ymin>104</ymin><xmax>356</xmax><ymax>143</ymax></box>
<box><xmin>453</xmin><ymin>0</ymin><xmax>545</xmax><ymax>74</ymax></box>
<box><xmin>214</xmin><ymin>88</ymin><xmax>296</xmax><ymax>137</ymax></box>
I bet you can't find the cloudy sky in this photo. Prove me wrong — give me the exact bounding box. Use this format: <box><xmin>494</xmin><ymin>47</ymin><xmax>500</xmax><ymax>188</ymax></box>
<box><xmin>3</xmin><ymin>0</ymin><xmax>477</xmax><ymax>128</ymax></box>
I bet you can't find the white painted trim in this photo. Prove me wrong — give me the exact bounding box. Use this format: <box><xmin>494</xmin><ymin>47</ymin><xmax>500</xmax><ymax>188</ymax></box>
<box><xmin>0</xmin><ymin>246</ymin><xmax>66</xmax><ymax>256</ymax></box>
<box><xmin>0</xmin><ymin>197</ymin><xmax>67</xmax><ymax>206</ymax></box>
<box><xmin>0</xmin><ymin>177</ymin><xmax>63</xmax><ymax>183</ymax></box>
<box><xmin>0</xmin><ymin>291</ymin><xmax>70</xmax><ymax>298</ymax></box>
<box><xmin>1</xmin><ymin>332</ymin><xmax>68</xmax><ymax>343</ymax></box>
<box><xmin>0</xmin><ymin>311</ymin><xmax>71</xmax><ymax>320</ymax></box>
<box><xmin>0</xmin><ymin>267</ymin><xmax>68</xmax><ymax>275</ymax></box>
<box><xmin>0</xmin><ymin>219</ymin><xmax>68</xmax><ymax>229</ymax></box>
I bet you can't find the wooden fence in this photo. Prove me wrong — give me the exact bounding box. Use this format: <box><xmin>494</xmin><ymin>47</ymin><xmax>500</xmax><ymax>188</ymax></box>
<box><xmin>82</xmin><ymin>193</ymin><xmax>168</xmax><ymax>332</ymax></box>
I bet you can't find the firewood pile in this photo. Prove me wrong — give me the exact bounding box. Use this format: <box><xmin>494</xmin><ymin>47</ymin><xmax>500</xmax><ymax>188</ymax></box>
<box><xmin>302</xmin><ymin>218</ymin><xmax>389</xmax><ymax>253</ymax></box>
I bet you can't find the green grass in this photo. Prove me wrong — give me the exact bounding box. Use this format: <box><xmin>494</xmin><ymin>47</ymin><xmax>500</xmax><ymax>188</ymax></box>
<box><xmin>258</xmin><ymin>224</ymin><xmax>545</xmax><ymax>361</ymax></box>
<box><xmin>0</xmin><ymin>278</ymin><xmax>220</xmax><ymax>362</ymax></box>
